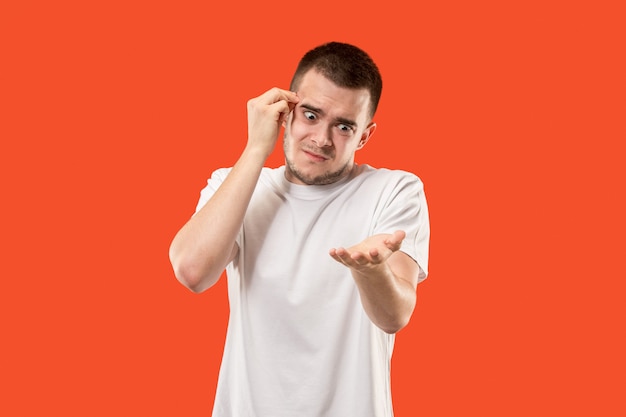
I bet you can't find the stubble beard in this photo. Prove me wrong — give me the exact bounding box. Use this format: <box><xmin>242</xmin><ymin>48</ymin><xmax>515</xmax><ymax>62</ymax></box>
<box><xmin>283</xmin><ymin>136</ymin><xmax>353</xmax><ymax>185</ymax></box>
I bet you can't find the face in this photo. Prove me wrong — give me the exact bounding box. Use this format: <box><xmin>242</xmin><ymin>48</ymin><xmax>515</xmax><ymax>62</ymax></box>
<box><xmin>283</xmin><ymin>69</ymin><xmax>376</xmax><ymax>185</ymax></box>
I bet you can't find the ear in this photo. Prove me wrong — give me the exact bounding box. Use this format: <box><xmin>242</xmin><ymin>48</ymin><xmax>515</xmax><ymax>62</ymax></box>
<box><xmin>356</xmin><ymin>122</ymin><xmax>377</xmax><ymax>150</ymax></box>
<box><xmin>282</xmin><ymin>111</ymin><xmax>292</xmax><ymax>129</ymax></box>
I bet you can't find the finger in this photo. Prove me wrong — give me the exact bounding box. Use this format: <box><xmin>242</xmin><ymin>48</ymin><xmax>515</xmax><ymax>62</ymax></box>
<box><xmin>261</xmin><ymin>87</ymin><xmax>300</xmax><ymax>105</ymax></box>
<box><xmin>393</xmin><ymin>230</ymin><xmax>406</xmax><ymax>241</ymax></box>
<box><xmin>369</xmin><ymin>248</ymin><xmax>382</xmax><ymax>263</ymax></box>
<box><xmin>329</xmin><ymin>252</ymin><xmax>343</xmax><ymax>264</ymax></box>
<box><xmin>330</xmin><ymin>247</ymin><xmax>348</xmax><ymax>262</ymax></box>
<box><xmin>287</xmin><ymin>97</ymin><xmax>298</xmax><ymax>111</ymax></box>
<box><xmin>268</xmin><ymin>100</ymin><xmax>294</xmax><ymax>123</ymax></box>
<box><xmin>338</xmin><ymin>250</ymin><xmax>355</xmax><ymax>265</ymax></box>
<box><xmin>351</xmin><ymin>252</ymin><xmax>369</xmax><ymax>266</ymax></box>
<box><xmin>385</xmin><ymin>230</ymin><xmax>406</xmax><ymax>250</ymax></box>
<box><xmin>283</xmin><ymin>101</ymin><xmax>296</xmax><ymax>123</ymax></box>
<box><xmin>336</xmin><ymin>247</ymin><xmax>350</xmax><ymax>256</ymax></box>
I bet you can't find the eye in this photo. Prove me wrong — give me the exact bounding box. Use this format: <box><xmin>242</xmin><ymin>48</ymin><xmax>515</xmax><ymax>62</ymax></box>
<box><xmin>337</xmin><ymin>124</ymin><xmax>354</xmax><ymax>135</ymax></box>
<box><xmin>303</xmin><ymin>111</ymin><xmax>316</xmax><ymax>121</ymax></box>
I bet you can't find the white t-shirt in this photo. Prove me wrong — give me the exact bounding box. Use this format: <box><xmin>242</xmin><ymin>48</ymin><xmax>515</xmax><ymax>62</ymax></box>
<box><xmin>195</xmin><ymin>164</ymin><xmax>430</xmax><ymax>417</ymax></box>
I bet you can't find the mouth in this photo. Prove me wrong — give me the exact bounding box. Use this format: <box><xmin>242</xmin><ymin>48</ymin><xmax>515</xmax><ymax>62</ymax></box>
<box><xmin>303</xmin><ymin>149</ymin><xmax>330</xmax><ymax>162</ymax></box>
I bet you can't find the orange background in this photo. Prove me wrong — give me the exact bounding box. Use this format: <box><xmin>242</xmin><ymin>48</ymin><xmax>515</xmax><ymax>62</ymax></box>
<box><xmin>1</xmin><ymin>0</ymin><xmax>624</xmax><ymax>415</ymax></box>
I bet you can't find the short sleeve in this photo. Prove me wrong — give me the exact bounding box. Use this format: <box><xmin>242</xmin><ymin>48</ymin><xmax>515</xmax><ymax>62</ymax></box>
<box><xmin>194</xmin><ymin>167</ymin><xmax>233</xmax><ymax>214</ymax></box>
<box><xmin>373</xmin><ymin>172</ymin><xmax>430</xmax><ymax>282</ymax></box>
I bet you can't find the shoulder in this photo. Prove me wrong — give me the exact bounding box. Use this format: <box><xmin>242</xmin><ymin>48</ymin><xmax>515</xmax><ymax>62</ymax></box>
<box><xmin>355</xmin><ymin>165</ymin><xmax>425</xmax><ymax>192</ymax></box>
<box><xmin>206</xmin><ymin>166</ymin><xmax>278</xmax><ymax>184</ymax></box>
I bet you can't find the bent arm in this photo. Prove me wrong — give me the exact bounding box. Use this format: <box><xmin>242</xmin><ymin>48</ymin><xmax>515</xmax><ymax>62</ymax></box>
<box><xmin>352</xmin><ymin>251</ymin><xmax>419</xmax><ymax>334</ymax></box>
<box><xmin>169</xmin><ymin>88</ymin><xmax>299</xmax><ymax>293</ymax></box>
<box><xmin>168</xmin><ymin>146</ymin><xmax>266</xmax><ymax>293</ymax></box>
<box><xmin>330</xmin><ymin>230</ymin><xmax>420</xmax><ymax>334</ymax></box>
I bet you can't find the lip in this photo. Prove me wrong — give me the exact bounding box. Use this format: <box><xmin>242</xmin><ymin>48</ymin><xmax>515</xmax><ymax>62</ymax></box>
<box><xmin>303</xmin><ymin>150</ymin><xmax>329</xmax><ymax>162</ymax></box>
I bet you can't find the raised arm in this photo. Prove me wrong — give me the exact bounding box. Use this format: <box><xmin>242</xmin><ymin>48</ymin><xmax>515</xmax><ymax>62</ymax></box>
<box><xmin>169</xmin><ymin>88</ymin><xmax>299</xmax><ymax>293</ymax></box>
<box><xmin>329</xmin><ymin>230</ymin><xmax>420</xmax><ymax>334</ymax></box>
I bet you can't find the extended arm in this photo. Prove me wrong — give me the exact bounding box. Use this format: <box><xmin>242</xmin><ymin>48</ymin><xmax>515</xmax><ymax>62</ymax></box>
<box><xmin>169</xmin><ymin>88</ymin><xmax>299</xmax><ymax>293</ymax></box>
<box><xmin>329</xmin><ymin>230</ymin><xmax>419</xmax><ymax>334</ymax></box>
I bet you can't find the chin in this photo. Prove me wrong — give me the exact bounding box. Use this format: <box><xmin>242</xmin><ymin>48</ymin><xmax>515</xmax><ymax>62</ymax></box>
<box><xmin>286</xmin><ymin>162</ymin><xmax>350</xmax><ymax>186</ymax></box>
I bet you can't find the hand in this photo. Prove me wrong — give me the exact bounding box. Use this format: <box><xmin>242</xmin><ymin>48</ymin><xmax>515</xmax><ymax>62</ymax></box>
<box><xmin>246</xmin><ymin>88</ymin><xmax>299</xmax><ymax>157</ymax></box>
<box><xmin>329</xmin><ymin>230</ymin><xmax>406</xmax><ymax>274</ymax></box>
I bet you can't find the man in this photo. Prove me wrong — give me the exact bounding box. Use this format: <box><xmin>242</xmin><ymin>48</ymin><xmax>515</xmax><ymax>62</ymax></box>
<box><xmin>169</xmin><ymin>41</ymin><xmax>430</xmax><ymax>416</ymax></box>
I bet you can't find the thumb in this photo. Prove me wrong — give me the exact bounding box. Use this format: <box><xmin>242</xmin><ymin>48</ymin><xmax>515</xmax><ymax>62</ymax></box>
<box><xmin>386</xmin><ymin>230</ymin><xmax>406</xmax><ymax>250</ymax></box>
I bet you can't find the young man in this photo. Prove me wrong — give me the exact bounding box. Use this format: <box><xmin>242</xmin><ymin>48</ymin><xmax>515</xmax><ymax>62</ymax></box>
<box><xmin>169</xmin><ymin>42</ymin><xmax>430</xmax><ymax>416</ymax></box>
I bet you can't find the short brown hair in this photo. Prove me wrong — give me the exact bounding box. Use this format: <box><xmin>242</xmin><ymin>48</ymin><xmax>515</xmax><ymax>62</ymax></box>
<box><xmin>289</xmin><ymin>42</ymin><xmax>383</xmax><ymax>119</ymax></box>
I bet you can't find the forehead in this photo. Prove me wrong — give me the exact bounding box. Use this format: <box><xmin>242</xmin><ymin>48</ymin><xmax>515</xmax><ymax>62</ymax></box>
<box><xmin>295</xmin><ymin>70</ymin><xmax>371</xmax><ymax>122</ymax></box>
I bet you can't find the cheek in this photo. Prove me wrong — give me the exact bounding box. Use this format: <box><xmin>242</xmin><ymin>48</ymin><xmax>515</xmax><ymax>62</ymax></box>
<box><xmin>336</xmin><ymin>140</ymin><xmax>361</xmax><ymax>161</ymax></box>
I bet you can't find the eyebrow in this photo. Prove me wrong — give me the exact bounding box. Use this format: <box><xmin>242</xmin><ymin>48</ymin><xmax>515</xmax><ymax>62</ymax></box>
<box><xmin>300</xmin><ymin>103</ymin><xmax>358</xmax><ymax>128</ymax></box>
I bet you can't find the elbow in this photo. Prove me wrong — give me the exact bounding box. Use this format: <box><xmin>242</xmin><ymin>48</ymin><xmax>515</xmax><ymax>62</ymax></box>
<box><xmin>169</xmin><ymin>248</ymin><xmax>212</xmax><ymax>294</ymax></box>
<box><xmin>380</xmin><ymin>316</ymin><xmax>410</xmax><ymax>334</ymax></box>
<box><xmin>381</xmin><ymin>291</ymin><xmax>418</xmax><ymax>334</ymax></box>
<box><xmin>171</xmin><ymin>261</ymin><xmax>206</xmax><ymax>293</ymax></box>
<box><xmin>378</xmin><ymin>305</ymin><xmax>415</xmax><ymax>334</ymax></box>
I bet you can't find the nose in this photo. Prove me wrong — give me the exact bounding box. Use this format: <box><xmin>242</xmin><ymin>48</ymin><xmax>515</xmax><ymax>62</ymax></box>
<box><xmin>311</xmin><ymin>124</ymin><xmax>333</xmax><ymax>147</ymax></box>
